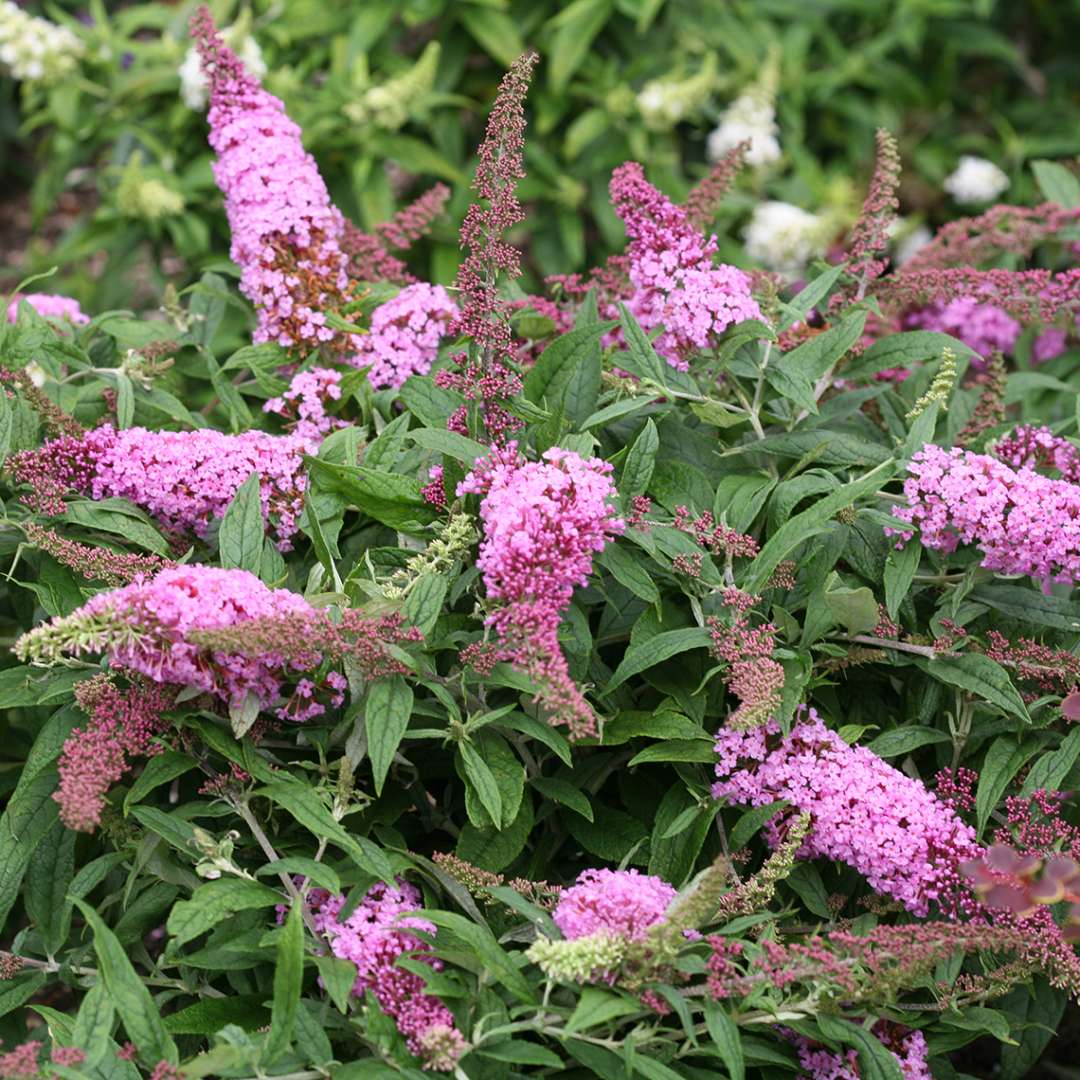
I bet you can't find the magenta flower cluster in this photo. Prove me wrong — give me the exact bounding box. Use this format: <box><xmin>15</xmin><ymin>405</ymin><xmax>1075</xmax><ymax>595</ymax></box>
<box><xmin>192</xmin><ymin>9</ymin><xmax>352</xmax><ymax>350</ymax></box>
<box><xmin>306</xmin><ymin>881</ymin><xmax>466</xmax><ymax>1071</ymax></box>
<box><xmin>6</xmin><ymin>292</ymin><xmax>89</xmax><ymax>325</ymax></box>
<box><xmin>23</xmin><ymin>424</ymin><xmax>311</xmax><ymax>550</ymax></box>
<box><xmin>459</xmin><ymin>445</ymin><xmax>623</xmax><ymax>737</ymax></box>
<box><xmin>713</xmin><ymin>710</ymin><xmax>980</xmax><ymax>915</ymax></box>
<box><xmin>904</xmin><ymin>297</ymin><xmax>1020</xmax><ymax>363</ymax></box>
<box><xmin>351</xmin><ymin>282</ymin><xmax>458</xmax><ymax>389</ymax></box>
<box><xmin>263</xmin><ymin>365</ymin><xmax>344</xmax><ymax>444</ymax></box>
<box><xmin>75</xmin><ymin>566</ymin><xmax>315</xmax><ymax>708</ymax></box>
<box><xmin>793</xmin><ymin>1025</ymin><xmax>931</xmax><ymax>1080</ymax></box>
<box><xmin>609</xmin><ymin>161</ymin><xmax>761</xmax><ymax>370</ymax></box>
<box><xmin>994</xmin><ymin>424</ymin><xmax>1080</xmax><ymax>483</ymax></box>
<box><xmin>553</xmin><ymin>868</ymin><xmax>676</xmax><ymax>941</ymax></box>
<box><xmin>889</xmin><ymin>442</ymin><xmax>1080</xmax><ymax>587</ymax></box>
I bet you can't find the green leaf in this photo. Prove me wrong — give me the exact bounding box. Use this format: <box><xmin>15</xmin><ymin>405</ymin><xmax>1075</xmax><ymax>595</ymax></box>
<box><xmin>1032</xmin><ymin>159</ymin><xmax>1080</xmax><ymax>207</ymax></box>
<box><xmin>629</xmin><ymin>739</ymin><xmax>714</xmax><ymax>766</ymax></box>
<box><xmin>315</xmin><ymin>954</ymin><xmax>358</xmax><ymax>1014</ymax></box>
<box><xmin>479</xmin><ymin>1041</ymin><xmax>564</xmax><ymax>1068</ymax></box>
<box><xmin>742</xmin><ymin>458</ymin><xmax>895</xmax><ymax>593</ymax></box>
<box><xmin>916</xmin><ymin>654</ymin><xmax>1030</xmax><ymax>722</ymax></box>
<box><xmin>1021</xmin><ymin>727</ymin><xmax>1080</xmax><ymax>796</ymax></box>
<box><xmin>729</xmin><ymin>800</ymin><xmax>789</xmax><ymax>849</ymax></box>
<box><xmin>265</xmin><ymin>898</ymin><xmax>303</xmax><ymax>1063</ymax></box>
<box><xmin>867</xmin><ymin>726</ymin><xmax>951</xmax><ymax>758</ymax></box>
<box><xmin>459</xmin><ymin>5</ymin><xmax>524</xmax><ymax>65</ymax></box>
<box><xmin>748</xmin><ymin>430</ymin><xmax>891</xmax><ymax>467</ymax></box>
<box><xmin>307</xmin><ymin>457</ymin><xmax>436</xmax><ymax>533</ymax></box>
<box><xmin>219</xmin><ymin>472</ymin><xmax>264</xmax><ymax>573</ymax></box>
<box><xmin>0</xmin><ymin>388</ymin><xmax>11</xmax><ymax>464</ymax></box>
<box><xmin>704</xmin><ymin>1001</ymin><xmax>745</xmax><ymax>1080</ymax></box>
<box><xmin>531</xmin><ymin>776</ymin><xmax>593</xmax><ymax>821</ymax></box>
<box><xmin>616</xmin><ymin>303</ymin><xmax>699</xmax><ymax>397</ymax></box>
<box><xmin>967</xmin><ymin>584</ymin><xmax>1080</xmax><ymax>631</ymax></box>
<box><xmin>844</xmin><ymin>331</ymin><xmax>975</xmax><ymax>380</ymax></box>
<box><xmin>523</xmin><ymin>322</ymin><xmax>614</xmax><ymax>426</ymax></box>
<box><xmin>0</xmin><ymin>972</ymin><xmax>46</xmax><ymax>1021</ymax></box>
<box><xmin>620</xmin><ymin>418</ymin><xmax>659</xmax><ymax>506</ymax></box>
<box><xmin>421</xmin><ymin>910</ymin><xmax>534</xmax><ymax>1002</ymax></box>
<box><xmin>779</xmin><ymin>264</ymin><xmax>846</xmax><ymax>330</ymax></box>
<box><xmin>408</xmin><ymin>427</ymin><xmax>488</xmax><ymax>465</ymax></box>
<box><xmin>824</xmin><ymin>584</ymin><xmax>880</xmax><ymax>635</ymax></box>
<box><xmin>63</xmin><ymin>499</ymin><xmax>172</xmax><ymax>556</ymax></box>
<box><xmin>816</xmin><ymin>1016</ymin><xmax>903</xmax><ymax>1080</ymax></box>
<box><xmin>547</xmin><ymin>0</ymin><xmax>613</xmax><ymax>92</ymax></box>
<box><xmin>884</xmin><ymin>539</ymin><xmax>921</xmax><ymax>620</ymax></box>
<box><xmin>366</xmin><ymin>676</ymin><xmax>414</xmax><ymax>796</ymax></box>
<box><xmin>566</xmin><ymin>987</ymin><xmax>641</xmax><ymax>1033</ymax></box>
<box><xmin>975</xmin><ymin>738</ymin><xmax>1043</xmax><ymax>837</ymax></box>
<box><xmin>73</xmin><ymin>899</ymin><xmax>178</xmax><ymax>1065</ymax></box>
<box><xmin>166</xmin><ymin>878</ymin><xmax>284</xmax><ymax>947</ymax></box>
<box><xmin>605</xmin><ymin>627</ymin><xmax>712</xmax><ymax>694</ymax></box>
<box><xmin>72</xmin><ymin>981</ymin><xmax>116</xmax><ymax>1067</ymax></box>
<box><xmin>124</xmin><ymin>752</ymin><xmax>197</xmax><ymax>813</ymax></box>
<box><xmin>164</xmin><ymin>995</ymin><xmax>270</xmax><ymax>1035</ymax></box>
<box><xmin>458</xmin><ymin>741</ymin><xmax>503</xmax><ymax>827</ymax></box>
<box><xmin>403</xmin><ymin>573</ymin><xmax>449</xmax><ymax>639</ymax></box>
<box><xmin>24</xmin><ymin>823</ymin><xmax>75</xmax><ymax>954</ymax></box>
<box><xmin>599</xmin><ymin>542</ymin><xmax>660</xmax><ymax>604</ymax></box>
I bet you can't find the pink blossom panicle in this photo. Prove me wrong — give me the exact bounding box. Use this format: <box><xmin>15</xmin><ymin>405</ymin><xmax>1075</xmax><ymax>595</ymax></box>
<box><xmin>889</xmin><ymin>442</ymin><xmax>1080</xmax><ymax>588</ymax></box>
<box><xmin>6</xmin><ymin>293</ymin><xmax>89</xmax><ymax>325</ymax></box>
<box><xmin>793</xmin><ymin>1025</ymin><xmax>930</xmax><ymax>1080</ymax></box>
<box><xmin>712</xmin><ymin>710</ymin><xmax>980</xmax><ymax>915</ymax></box>
<box><xmin>994</xmin><ymin>424</ymin><xmax>1080</xmax><ymax>483</ymax></box>
<box><xmin>191</xmin><ymin>7</ymin><xmax>353</xmax><ymax>350</ymax></box>
<box><xmin>610</xmin><ymin>162</ymin><xmax>762</xmax><ymax>370</ymax></box>
<box><xmin>263</xmin><ymin>366</ymin><xmax>344</xmax><ymax>443</ymax></box>
<box><xmin>904</xmin><ymin>296</ymin><xmax>1020</xmax><ymax>363</ymax></box>
<box><xmin>305</xmin><ymin>881</ymin><xmax>466</xmax><ymax>1071</ymax></box>
<box><xmin>552</xmin><ymin>868</ymin><xmax>676</xmax><ymax>941</ymax></box>
<box><xmin>351</xmin><ymin>282</ymin><xmax>458</xmax><ymax>389</ymax></box>
<box><xmin>459</xmin><ymin>445</ymin><xmax>623</xmax><ymax>738</ymax></box>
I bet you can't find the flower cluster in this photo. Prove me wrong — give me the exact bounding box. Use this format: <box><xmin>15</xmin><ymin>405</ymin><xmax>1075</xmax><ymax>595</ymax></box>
<box><xmin>6</xmin><ymin>292</ymin><xmax>88</xmax><ymax>325</ymax></box>
<box><xmin>0</xmin><ymin>1</ymin><xmax>82</xmax><ymax>85</ymax></box>
<box><xmin>713</xmin><ymin>710</ymin><xmax>980</xmax><ymax>914</ymax></box>
<box><xmin>889</xmin><ymin>443</ymin><xmax>1080</xmax><ymax>588</ymax></box>
<box><xmin>352</xmin><ymin>283</ymin><xmax>458</xmax><ymax>389</ymax></box>
<box><xmin>179</xmin><ymin>19</ymin><xmax>266</xmax><ymax>111</ymax></box>
<box><xmin>192</xmin><ymin>7</ymin><xmax>353</xmax><ymax>350</ymax></box>
<box><xmin>553</xmin><ymin>868</ymin><xmax>676</xmax><ymax>941</ymax></box>
<box><xmin>904</xmin><ymin>296</ymin><xmax>1019</xmax><ymax>362</ymax></box>
<box><xmin>994</xmin><ymin>424</ymin><xmax>1080</xmax><ymax>482</ymax></box>
<box><xmin>944</xmin><ymin>155</ymin><xmax>1010</xmax><ymax>205</ymax></box>
<box><xmin>610</xmin><ymin>161</ymin><xmax>761</xmax><ymax>369</ymax></box>
<box><xmin>10</xmin><ymin>424</ymin><xmax>311</xmax><ymax>549</ymax></box>
<box><xmin>16</xmin><ymin>566</ymin><xmax>316</xmax><ymax>710</ymax></box>
<box><xmin>743</xmin><ymin>200</ymin><xmax>832</xmax><ymax>277</ymax></box>
<box><xmin>55</xmin><ymin>675</ymin><xmax>176</xmax><ymax>832</ymax></box>
<box><xmin>459</xmin><ymin>445</ymin><xmax>623</xmax><ymax>738</ymax></box>
<box><xmin>306</xmin><ymin>881</ymin><xmax>466</xmax><ymax>1071</ymax></box>
<box><xmin>636</xmin><ymin>55</ymin><xmax>716</xmax><ymax>132</ymax></box>
<box><xmin>707</xmin><ymin>69</ymin><xmax>780</xmax><ymax>168</ymax></box>
<box><xmin>707</xmin><ymin>588</ymin><xmax>784</xmax><ymax>730</ymax></box>
<box><xmin>20</xmin><ymin>522</ymin><xmax>173</xmax><ymax>586</ymax></box>
<box><xmin>263</xmin><ymin>366</ymin><xmax>344</xmax><ymax>443</ymax></box>
<box><xmin>793</xmin><ymin>1025</ymin><xmax>931</xmax><ymax>1080</ymax></box>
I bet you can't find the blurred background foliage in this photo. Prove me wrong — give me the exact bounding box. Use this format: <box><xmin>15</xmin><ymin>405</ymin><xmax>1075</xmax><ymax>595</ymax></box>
<box><xmin>2</xmin><ymin>0</ymin><xmax>1080</xmax><ymax>307</ymax></box>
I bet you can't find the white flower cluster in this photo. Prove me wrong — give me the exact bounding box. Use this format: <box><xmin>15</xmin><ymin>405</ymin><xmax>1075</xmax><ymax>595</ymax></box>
<box><xmin>943</xmin><ymin>155</ymin><xmax>1009</xmax><ymax>205</ymax></box>
<box><xmin>179</xmin><ymin>30</ymin><xmax>265</xmax><ymax>110</ymax></box>
<box><xmin>707</xmin><ymin>91</ymin><xmax>781</xmax><ymax>167</ymax></box>
<box><xmin>636</xmin><ymin>55</ymin><xmax>717</xmax><ymax>132</ymax></box>
<box><xmin>0</xmin><ymin>0</ymin><xmax>82</xmax><ymax>86</ymax></box>
<box><xmin>744</xmin><ymin>200</ymin><xmax>831</xmax><ymax>277</ymax></box>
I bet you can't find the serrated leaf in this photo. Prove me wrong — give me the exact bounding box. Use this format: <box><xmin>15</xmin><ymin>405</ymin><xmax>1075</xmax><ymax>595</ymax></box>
<box><xmin>884</xmin><ymin>539</ymin><xmax>921</xmax><ymax>620</ymax></box>
<box><xmin>124</xmin><ymin>751</ymin><xmax>197</xmax><ymax>814</ymax></box>
<box><xmin>523</xmin><ymin>322</ymin><xmax>614</xmax><ymax>426</ymax></box>
<box><xmin>975</xmin><ymin>738</ymin><xmax>1043</xmax><ymax>837</ymax></box>
<box><xmin>167</xmin><ymin>878</ymin><xmax>283</xmax><ymax>947</ymax></box>
<box><xmin>366</xmin><ymin>676</ymin><xmax>414</xmax><ymax>796</ymax></box>
<box><xmin>531</xmin><ymin>776</ymin><xmax>593</xmax><ymax>821</ymax></box>
<box><xmin>867</xmin><ymin>726</ymin><xmax>951</xmax><ymax>758</ymax></box>
<box><xmin>265</xmin><ymin>898</ymin><xmax>303</xmax><ymax>1062</ymax></box>
<box><xmin>458</xmin><ymin>741</ymin><xmax>503</xmax><ymax>827</ymax></box>
<box><xmin>219</xmin><ymin>472</ymin><xmax>264</xmax><ymax>572</ymax></box>
<box><xmin>916</xmin><ymin>654</ymin><xmax>1029</xmax><ymax>722</ymax></box>
<box><xmin>164</xmin><ymin>995</ymin><xmax>270</xmax><ymax>1035</ymax></box>
<box><xmin>566</xmin><ymin>987</ymin><xmax>640</xmax><ymax>1033</ymax></box>
<box><xmin>620</xmin><ymin>418</ymin><xmax>659</xmax><ymax>505</ymax></box>
<box><xmin>704</xmin><ymin>1001</ymin><xmax>745</xmax><ymax>1080</ymax></box>
<box><xmin>605</xmin><ymin>627</ymin><xmax>712</xmax><ymax>694</ymax></box>
<box><xmin>74</xmin><ymin>899</ymin><xmax>178</xmax><ymax>1065</ymax></box>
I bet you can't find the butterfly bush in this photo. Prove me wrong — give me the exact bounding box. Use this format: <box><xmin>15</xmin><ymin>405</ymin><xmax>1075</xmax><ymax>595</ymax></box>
<box><xmin>904</xmin><ymin>296</ymin><xmax>1020</xmax><ymax>362</ymax></box>
<box><xmin>794</xmin><ymin>1025</ymin><xmax>932</xmax><ymax>1080</ymax></box>
<box><xmin>459</xmin><ymin>444</ymin><xmax>623</xmax><ymax>738</ymax></box>
<box><xmin>713</xmin><ymin>710</ymin><xmax>980</xmax><ymax>915</ymax></box>
<box><xmin>263</xmin><ymin>366</ymin><xmax>345</xmax><ymax>442</ymax></box>
<box><xmin>889</xmin><ymin>443</ymin><xmax>1080</xmax><ymax>587</ymax></box>
<box><xmin>16</xmin><ymin>566</ymin><xmax>316</xmax><ymax>709</ymax></box>
<box><xmin>552</xmin><ymin>868</ymin><xmax>677</xmax><ymax>941</ymax></box>
<box><xmin>10</xmin><ymin>425</ymin><xmax>311</xmax><ymax>549</ymax></box>
<box><xmin>0</xmin><ymin>1</ymin><xmax>82</xmax><ymax>85</ymax></box>
<box><xmin>305</xmin><ymin>882</ymin><xmax>466</xmax><ymax>1071</ymax></box>
<box><xmin>351</xmin><ymin>282</ymin><xmax>458</xmax><ymax>389</ymax></box>
<box><xmin>192</xmin><ymin>8</ymin><xmax>353</xmax><ymax>350</ymax></box>
<box><xmin>609</xmin><ymin>161</ymin><xmax>761</xmax><ymax>369</ymax></box>
<box><xmin>6</xmin><ymin>292</ymin><xmax>89</xmax><ymax>325</ymax></box>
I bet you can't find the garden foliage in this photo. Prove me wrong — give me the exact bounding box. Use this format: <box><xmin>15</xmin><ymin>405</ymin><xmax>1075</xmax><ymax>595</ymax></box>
<box><xmin>3</xmin><ymin>4</ymin><xmax>1080</xmax><ymax>1080</ymax></box>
